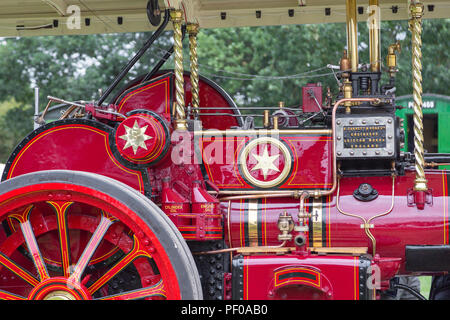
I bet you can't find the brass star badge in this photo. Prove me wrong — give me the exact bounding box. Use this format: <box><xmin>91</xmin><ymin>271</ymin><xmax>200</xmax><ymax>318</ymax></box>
<box><xmin>250</xmin><ymin>146</ymin><xmax>280</xmax><ymax>180</ymax></box>
<box><xmin>119</xmin><ymin>120</ymin><xmax>153</xmax><ymax>155</ymax></box>
<box><xmin>239</xmin><ymin>137</ymin><xmax>292</xmax><ymax>189</ymax></box>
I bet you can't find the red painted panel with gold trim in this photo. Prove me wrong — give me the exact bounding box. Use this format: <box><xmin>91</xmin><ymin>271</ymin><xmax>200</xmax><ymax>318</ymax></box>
<box><xmin>114</xmin><ymin>72</ymin><xmax>241</xmax><ymax>130</ymax></box>
<box><xmin>232</xmin><ymin>255</ymin><xmax>372</xmax><ymax>300</ymax></box>
<box><xmin>2</xmin><ymin>119</ymin><xmax>148</xmax><ymax>196</ymax></box>
<box><xmin>197</xmin><ymin>133</ymin><xmax>332</xmax><ymax>191</ymax></box>
<box><xmin>116</xmin><ymin>73</ymin><xmax>173</xmax><ymax>122</ymax></box>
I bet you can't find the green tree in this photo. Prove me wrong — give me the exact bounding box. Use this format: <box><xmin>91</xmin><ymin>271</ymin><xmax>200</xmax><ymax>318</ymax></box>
<box><xmin>197</xmin><ymin>19</ymin><xmax>449</xmax><ymax>107</ymax></box>
<box><xmin>0</xmin><ymin>19</ymin><xmax>448</xmax><ymax>163</ymax></box>
<box><xmin>0</xmin><ymin>31</ymin><xmax>173</xmax><ymax>162</ymax></box>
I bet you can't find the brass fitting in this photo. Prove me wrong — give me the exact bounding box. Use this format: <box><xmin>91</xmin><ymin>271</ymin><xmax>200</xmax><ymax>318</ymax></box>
<box><xmin>343</xmin><ymin>79</ymin><xmax>353</xmax><ymax>113</ymax></box>
<box><xmin>263</xmin><ymin>110</ymin><xmax>270</xmax><ymax>128</ymax></box>
<box><xmin>386</xmin><ymin>41</ymin><xmax>401</xmax><ymax>77</ymax></box>
<box><xmin>273</xmin><ymin>116</ymin><xmax>279</xmax><ymax>130</ymax></box>
<box><xmin>277</xmin><ymin>212</ymin><xmax>294</xmax><ymax>241</ymax></box>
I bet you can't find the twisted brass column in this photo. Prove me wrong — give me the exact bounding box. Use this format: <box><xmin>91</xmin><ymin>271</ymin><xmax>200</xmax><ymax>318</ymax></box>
<box><xmin>170</xmin><ymin>9</ymin><xmax>187</xmax><ymax>130</ymax></box>
<box><xmin>187</xmin><ymin>23</ymin><xmax>200</xmax><ymax>119</ymax></box>
<box><xmin>410</xmin><ymin>2</ymin><xmax>427</xmax><ymax>191</ymax></box>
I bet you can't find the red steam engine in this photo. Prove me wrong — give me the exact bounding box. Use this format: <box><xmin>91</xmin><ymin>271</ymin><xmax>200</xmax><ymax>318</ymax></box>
<box><xmin>0</xmin><ymin>0</ymin><xmax>448</xmax><ymax>300</ymax></box>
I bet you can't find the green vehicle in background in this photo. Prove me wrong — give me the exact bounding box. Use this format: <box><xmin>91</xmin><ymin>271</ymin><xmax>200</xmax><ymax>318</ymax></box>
<box><xmin>396</xmin><ymin>93</ymin><xmax>450</xmax><ymax>169</ymax></box>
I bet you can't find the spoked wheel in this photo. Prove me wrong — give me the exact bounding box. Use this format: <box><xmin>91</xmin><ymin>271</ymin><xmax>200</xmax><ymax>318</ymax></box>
<box><xmin>0</xmin><ymin>170</ymin><xmax>202</xmax><ymax>300</ymax></box>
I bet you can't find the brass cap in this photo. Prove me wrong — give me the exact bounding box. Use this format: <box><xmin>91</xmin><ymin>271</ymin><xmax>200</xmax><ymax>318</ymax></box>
<box><xmin>170</xmin><ymin>9</ymin><xmax>183</xmax><ymax>21</ymax></box>
<box><xmin>410</xmin><ymin>2</ymin><xmax>424</xmax><ymax>18</ymax></box>
<box><xmin>186</xmin><ymin>23</ymin><xmax>200</xmax><ymax>35</ymax></box>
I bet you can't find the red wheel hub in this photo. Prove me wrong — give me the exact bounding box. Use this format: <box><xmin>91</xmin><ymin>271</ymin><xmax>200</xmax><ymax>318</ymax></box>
<box><xmin>115</xmin><ymin>114</ymin><xmax>167</xmax><ymax>163</ymax></box>
<box><xmin>28</xmin><ymin>277</ymin><xmax>92</xmax><ymax>300</ymax></box>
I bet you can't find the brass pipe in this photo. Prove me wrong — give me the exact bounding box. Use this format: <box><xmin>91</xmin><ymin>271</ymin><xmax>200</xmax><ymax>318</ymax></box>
<box><xmin>263</xmin><ymin>110</ymin><xmax>270</xmax><ymax>128</ymax></box>
<box><xmin>346</xmin><ymin>0</ymin><xmax>358</xmax><ymax>73</ymax></box>
<box><xmin>369</xmin><ymin>0</ymin><xmax>381</xmax><ymax>72</ymax></box>
<box><xmin>170</xmin><ymin>9</ymin><xmax>187</xmax><ymax>130</ymax></box>
<box><xmin>273</xmin><ymin>116</ymin><xmax>279</xmax><ymax>130</ymax></box>
<box><xmin>426</xmin><ymin>162</ymin><xmax>450</xmax><ymax>168</ymax></box>
<box><xmin>187</xmin><ymin>23</ymin><xmax>200</xmax><ymax>119</ymax></box>
<box><xmin>409</xmin><ymin>1</ymin><xmax>428</xmax><ymax>191</ymax></box>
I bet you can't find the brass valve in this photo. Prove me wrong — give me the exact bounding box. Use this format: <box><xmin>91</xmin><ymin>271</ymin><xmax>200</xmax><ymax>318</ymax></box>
<box><xmin>343</xmin><ymin>79</ymin><xmax>353</xmax><ymax>113</ymax></box>
<box><xmin>386</xmin><ymin>42</ymin><xmax>401</xmax><ymax>76</ymax></box>
<box><xmin>277</xmin><ymin>211</ymin><xmax>294</xmax><ymax>241</ymax></box>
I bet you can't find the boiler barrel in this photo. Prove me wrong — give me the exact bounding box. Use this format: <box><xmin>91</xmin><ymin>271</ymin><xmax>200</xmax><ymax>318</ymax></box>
<box><xmin>224</xmin><ymin>169</ymin><xmax>449</xmax><ymax>273</ymax></box>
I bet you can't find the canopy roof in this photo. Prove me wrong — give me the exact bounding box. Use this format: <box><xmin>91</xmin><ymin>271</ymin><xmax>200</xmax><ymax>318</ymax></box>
<box><xmin>0</xmin><ymin>0</ymin><xmax>448</xmax><ymax>37</ymax></box>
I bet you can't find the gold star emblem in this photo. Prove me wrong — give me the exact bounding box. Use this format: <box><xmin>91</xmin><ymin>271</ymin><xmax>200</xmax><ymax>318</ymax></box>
<box><xmin>119</xmin><ymin>120</ymin><xmax>153</xmax><ymax>155</ymax></box>
<box><xmin>250</xmin><ymin>146</ymin><xmax>280</xmax><ymax>180</ymax></box>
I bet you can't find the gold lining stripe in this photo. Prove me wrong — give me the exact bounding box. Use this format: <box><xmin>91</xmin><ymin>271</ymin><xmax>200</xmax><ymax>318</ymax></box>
<box><xmin>248</xmin><ymin>199</ymin><xmax>259</xmax><ymax>247</ymax></box>
<box><xmin>312</xmin><ymin>197</ymin><xmax>323</xmax><ymax>248</ymax></box>
<box><xmin>194</xmin><ymin>129</ymin><xmax>332</xmax><ymax>136</ymax></box>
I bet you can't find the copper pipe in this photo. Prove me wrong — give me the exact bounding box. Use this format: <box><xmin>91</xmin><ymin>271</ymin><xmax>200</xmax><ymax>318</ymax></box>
<box><xmin>346</xmin><ymin>0</ymin><xmax>358</xmax><ymax>72</ymax></box>
<box><xmin>369</xmin><ymin>0</ymin><xmax>381</xmax><ymax>72</ymax></box>
<box><xmin>336</xmin><ymin>174</ymin><xmax>396</xmax><ymax>256</ymax></box>
<box><xmin>426</xmin><ymin>162</ymin><xmax>450</xmax><ymax>168</ymax></box>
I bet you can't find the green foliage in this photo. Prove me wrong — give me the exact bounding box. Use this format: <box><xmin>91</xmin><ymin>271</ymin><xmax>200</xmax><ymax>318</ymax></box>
<box><xmin>0</xmin><ymin>19</ymin><xmax>448</xmax><ymax>162</ymax></box>
<box><xmin>0</xmin><ymin>31</ymin><xmax>174</xmax><ymax>162</ymax></box>
<box><xmin>0</xmin><ymin>104</ymin><xmax>33</xmax><ymax>162</ymax></box>
<box><xmin>198</xmin><ymin>19</ymin><xmax>449</xmax><ymax>107</ymax></box>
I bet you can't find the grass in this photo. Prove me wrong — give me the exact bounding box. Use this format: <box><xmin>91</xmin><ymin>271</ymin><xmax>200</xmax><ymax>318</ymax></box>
<box><xmin>419</xmin><ymin>276</ymin><xmax>432</xmax><ymax>299</ymax></box>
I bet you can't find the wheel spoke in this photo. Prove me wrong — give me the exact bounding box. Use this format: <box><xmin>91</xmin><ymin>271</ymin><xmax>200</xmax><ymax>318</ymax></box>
<box><xmin>0</xmin><ymin>252</ymin><xmax>39</xmax><ymax>287</ymax></box>
<box><xmin>0</xmin><ymin>289</ymin><xmax>27</xmax><ymax>300</ymax></box>
<box><xmin>87</xmin><ymin>234</ymin><xmax>151</xmax><ymax>295</ymax></box>
<box><xmin>20</xmin><ymin>221</ymin><xmax>49</xmax><ymax>282</ymax></box>
<box><xmin>9</xmin><ymin>206</ymin><xmax>49</xmax><ymax>282</ymax></box>
<box><xmin>70</xmin><ymin>212</ymin><xmax>116</xmax><ymax>282</ymax></box>
<box><xmin>47</xmin><ymin>201</ymin><xmax>73</xmax><ymax>278</ymax></box>
<box><xmin>100</xmin><ymin>278</ymin><xmax>166</xmax><ymax>300</ymax></box>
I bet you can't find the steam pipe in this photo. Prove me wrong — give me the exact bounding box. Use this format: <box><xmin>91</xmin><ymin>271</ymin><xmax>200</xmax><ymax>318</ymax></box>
<box><xmin>346</xmin><ymin>0</ymin><xmax>359</xmax><ymax>73</ymax></box>
<box><xmin>369</xmin><ymin>0</ymin><xmax>381</xmax><ymax>72</ymax></box>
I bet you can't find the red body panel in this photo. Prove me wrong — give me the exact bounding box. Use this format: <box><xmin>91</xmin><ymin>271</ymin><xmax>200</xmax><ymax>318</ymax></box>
<box><xmin>225</xmin><ymin>169</ymin><xmax>449</xmax><ymax>275</ymax></box>
<box><xmin>233</xmin><ymin>255</ymin><xmax>372</xmax><ymax>300</ymax></box>
<box><xmin>115</xmin><ymin>72</ymin><xmax>241</xmax><ymax>130</ymax></box>
<box><xmin>302</xmin><ymin>83</ymin><xmax>323</xmax><ymax>113</ymax></box>
<box><xmin>198</xmin><ymin>133</ymin><xmax>332</xmax><ymax>191</ymax></box>
<box><xmin>4</xmin><ymin>122</ymin><xmax>147</xmax><ymax>195</ymax></box>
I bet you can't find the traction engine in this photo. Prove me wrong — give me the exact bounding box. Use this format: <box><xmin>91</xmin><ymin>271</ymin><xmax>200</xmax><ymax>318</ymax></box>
<box><xmin>0</xmin><ymin>0</ymin><xmax>448</xmax><ymax>300</ymax></box>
